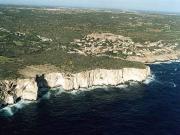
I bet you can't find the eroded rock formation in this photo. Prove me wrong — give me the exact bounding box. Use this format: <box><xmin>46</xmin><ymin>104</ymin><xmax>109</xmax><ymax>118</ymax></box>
<box><xmin>0</xmin><ymin>67</ymin><xmax>150</xmax><ymax>105</ymax></box>
<box><xmin>0</xmin><ymin>79</ymin><xmax>38</xmax><ymax>105</ymax></box>
<box><xmin>44</xmin><ymin>67</ymin><xmax>150</xmax><ymax>90</ymax></box>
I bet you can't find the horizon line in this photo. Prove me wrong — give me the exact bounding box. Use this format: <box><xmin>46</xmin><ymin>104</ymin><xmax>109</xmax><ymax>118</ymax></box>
<box><xmin>0</xmin><ymin>3</ymin><xmax>180</xmax><ymax>15</ymax></box>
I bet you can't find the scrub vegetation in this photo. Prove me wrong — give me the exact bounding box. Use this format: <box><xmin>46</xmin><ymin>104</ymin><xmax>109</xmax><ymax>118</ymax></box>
<box><xmin>0</xmin><ymin>5</ymin><xmax>180</xmax><ymax>79</ymax></box>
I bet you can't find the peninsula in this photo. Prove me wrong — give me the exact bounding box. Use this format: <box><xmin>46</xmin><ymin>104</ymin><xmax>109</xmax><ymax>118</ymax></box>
<box><xmin>1</xmin><ymin>6</ymin><xmax>180</xmax><ymax>106</ymax></box>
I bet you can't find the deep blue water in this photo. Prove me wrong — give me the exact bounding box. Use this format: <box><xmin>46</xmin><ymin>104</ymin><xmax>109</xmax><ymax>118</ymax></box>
<box><xmin>0</xmin><ymin>61</ymin><xmax>180</xmax><ymax>135</ymax></box>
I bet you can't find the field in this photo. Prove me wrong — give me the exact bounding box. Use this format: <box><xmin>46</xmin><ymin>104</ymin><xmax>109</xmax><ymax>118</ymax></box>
<box><xmin>0</xmin><ymin>5</ymin><xmax>180</xmax><ymax>79</ymax></box>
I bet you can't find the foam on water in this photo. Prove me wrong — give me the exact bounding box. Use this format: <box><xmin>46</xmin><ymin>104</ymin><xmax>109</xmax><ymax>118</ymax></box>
<box><xmin>87</xmin><ymin>85</ymin><xmax>107</xmax><ymax>90</ymax></box>
<box><xmin>51</xmin><ymin>84</ymin><xmax>137</xmax><ymax>96</ymax></box>
<box><xmin>163</xmin><ymin>81</ymin><xmax>177</xmax><ymax>88</ymax></box>
<box><xmin>69</xmin><ymin>90</ymin><xmax>81</xmax><ymax>95</ymax></box>
<box><xmin>143</xmin><ymin>74</ymin><xmax>156</xmax><ymax>84</ymax></box>
<box><xmin>54</xmin><ymin>88</ymin><xmax>65</xmax><ymax>96</ymax></box>
<box><xmin>0</xmin><ymin>100</ymin><xmax>32</xmax><ymax>117</ymax></box>
<box><xmin>171</xmin><ymin>82</ymin><xmax>177</xmax><ymax>88</ymax></box>
<box><xmin>51</xmin><ymin>87</ymin><xmax>83</xmax><ymax>96</ymax></box>
<box><xmin>14</xmin><ymin>100</ymin><xmax>31</xmax><ymax>109</ymax></box>
<box><xmin>117</xmin><ymin>84</ymin><xmax>128</xmax><ymax>89</ymax></box>
<box><xmin>0</xmin><ymin>106</ymin><xmax>14</xmax><ymax>116</ymax></box>
<box><xmin>0</xmin><ymin>72</ymin><xmax>158</xmax><ymax>117</ymax></box>
<box><xmin>41</xmin><ymin>91</ymin><xmax>51</xmax><ymax>99</ymax></box>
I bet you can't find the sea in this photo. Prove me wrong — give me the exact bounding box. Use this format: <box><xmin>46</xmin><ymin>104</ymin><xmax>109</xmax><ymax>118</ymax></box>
<box><xmin>0</xmin><ymin>60</ymin><xmax>180</xmax><ymax>135</ymax></box>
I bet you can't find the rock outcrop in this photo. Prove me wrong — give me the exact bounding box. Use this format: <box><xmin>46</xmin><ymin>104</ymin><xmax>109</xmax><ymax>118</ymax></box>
<box><xmin>15</xmin><ymin>79</ymin><xmax>38</xmax><ymax>101</ymax></box>
<box><xmin>0</xmin><ymin>79</ymin><xmax>38</xmax><ymax>105</ymax></box>
<box><xmin>0</xmin><ymin>66</ymin><xmax>150</xmax><ymax>105</ymax></box>
<box><xmin>44</xmin><ymin>67</ymin><xmax>150</xmax><ymax>90</ymax></box>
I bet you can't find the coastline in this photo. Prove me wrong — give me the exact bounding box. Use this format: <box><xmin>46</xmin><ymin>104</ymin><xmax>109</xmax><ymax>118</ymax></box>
<box><xmin>146</xmin><ymin>59</ymin><xmax>180</xmax><ymax>64</ymax></box>
<box><xmin>127</xmin><ymin>53</ymin><xmax>180</xmax><ymax>64</ymax></box>
<box><xmin>1</xmin><ymin>58</ymin><xmax>180</xmax><ymax>112</ymax></box>
<box><xmin>0</xmin><ymin>66</ymin><xmax>151</xmax><ymax>106</ymax></box>
<box><xmin>1</xmin><ymin>57</ymin><xmax>180</xmax><ymax>107</ymax></box>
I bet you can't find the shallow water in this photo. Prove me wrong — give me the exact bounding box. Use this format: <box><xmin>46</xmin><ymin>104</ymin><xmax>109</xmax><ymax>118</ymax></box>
<box><xmin>0</xmin><ymin>61</ymin><xmax>180</xmax><ymax>135</ymax></box>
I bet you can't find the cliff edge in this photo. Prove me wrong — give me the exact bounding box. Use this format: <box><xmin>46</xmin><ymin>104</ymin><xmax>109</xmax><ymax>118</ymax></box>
<box><xmin>0</xmin><ymin>66</ymin><xmax>150</xmax><ymax>106</ymax></box>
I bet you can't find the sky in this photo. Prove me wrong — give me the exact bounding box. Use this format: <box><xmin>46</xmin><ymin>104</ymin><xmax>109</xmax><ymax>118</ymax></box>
<box><xmin>0</xmin><ymin>0</ymin><xmax>179</xmax><ymax>13</ymax></box>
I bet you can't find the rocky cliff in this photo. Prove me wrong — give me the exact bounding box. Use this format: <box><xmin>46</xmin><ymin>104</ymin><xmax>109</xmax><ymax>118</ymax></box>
<box><xmin>0</xmin><ymin>67</ymin><xmax>150</xmax><ymax>105</ymax></box>
<box><xmin>44</xmin><ymin>67</ymin><xmax>150</xmax><ymax>90</ymax></box>
<box><xmin>0</xmin><ymin>79</ymin><xmax>38</xmax><ymax>105</ymax></box>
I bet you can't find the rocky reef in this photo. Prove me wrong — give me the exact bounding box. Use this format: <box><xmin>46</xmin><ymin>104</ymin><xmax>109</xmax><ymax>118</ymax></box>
<box><xmin>0</xmin><ymin>67</ymin><xmax>150</xmax><ymax>106</ymax></box>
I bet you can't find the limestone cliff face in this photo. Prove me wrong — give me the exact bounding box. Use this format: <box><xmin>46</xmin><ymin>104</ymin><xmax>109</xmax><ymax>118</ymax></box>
<box><xmin>0</xmin><ymin>66</ymin><xmax>150</xmax><ymax>105</ymax></box>
<box><xmin>44</xmin><ymin>69</ymin><xmax>124</xmax><ymax>90</ymax></box>
<box><xmin>15</xmin><ymin>79</ymin><xmax>38</xmax><ymax>101</ymax></box>
<box><xmin>0</xmin><ymin>79</ymin><xmax>38</xmax><ymax>105</ymax></box>
<box><xmin>123</xmin><ymin>67</ymin><xmax>150</xmax><ymax>82</ymax></box>
<box><xmin>44</xmin><ymin>67</ymin><xmax>150</xmax><ymax>90</ymax></box>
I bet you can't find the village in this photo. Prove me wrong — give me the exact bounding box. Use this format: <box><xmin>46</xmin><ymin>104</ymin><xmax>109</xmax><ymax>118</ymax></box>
<box><xmin>69</xmin><ymin>33</ymin><xmax>178</xmax><ymax>59</ymax></box>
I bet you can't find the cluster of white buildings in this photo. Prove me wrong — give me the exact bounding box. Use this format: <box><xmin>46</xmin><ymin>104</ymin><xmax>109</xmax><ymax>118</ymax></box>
<box><xmin>70</xmin><ymin>33</ymin><xmax>178</xmax><ymax>58</ymax></box>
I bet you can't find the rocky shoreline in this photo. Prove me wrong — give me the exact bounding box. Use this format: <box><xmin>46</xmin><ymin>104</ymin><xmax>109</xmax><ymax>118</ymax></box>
<box><xmin>127</xmin><ymin>53</ymin><xmax>179</xmax><ymax>64</ymax></box>
<box><xmin>0</xmin><ymin>67</ymin><xmax>150</xmax><ymax>106</ymax></box>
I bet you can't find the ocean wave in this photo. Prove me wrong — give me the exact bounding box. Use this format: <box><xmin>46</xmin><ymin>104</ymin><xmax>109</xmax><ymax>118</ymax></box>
<box><xmin>117</xmin><ymin>84</ymin><xmax>128</xmax><ymax>88</ymax></box>
<box><xmin>170</xmin><ymin>82</ymin><xmax>177</xmax><ymax>88</ymax></box>
<box><xmin>52</xmin><ymin>88</ymin><xmax>83</xmax><ymax>96</ymax></box>
<box><xmin>143</xmin><ymin>74</ymin><xmax>156</xmax><ymax>84</ymax></box>
<box><xmin>69</xmin><ymin>90</ymin><xmax>81</xmax><ymax>95</ymax></box>
<box><xmin>0</xmin><ymin>79</ymin><xmax>154</xmax><ymax>116</ymax></box>
<box><xmin>0</xmin><ymin>100</ymin><xmax>32</xmax><ymax>117</ymax></box>
<box><xmin>0</xmin><ymin>106</ymin><xmax>13</xmax><ymax>116</ymax></box>
<box><xmin>164</xmin><ymin>81</ymin><xmax>177</xmax><ymax>88</ymax></box>
<box><xmin>86</xmin><ymin>85</ymin><xmax>107</xmax><ymax>90</ymax></box>
<box><xmin>53</xmin><ymin>88</ymin><xmax>65</xmax><ymax>96</ymax></box>
<box><xmin>41</xmin><ymin>91</ymin><xmax>51</xmax><ymax>99</ymax></box>
<box><xmin>67</xmin><ymin>86</ymin><xmax>108</xmax><ymax>95</ymax></box>
<box><xmin>51</xmin><ymin>83</ymin><xmax>140</xmax><ymax>95</ymax></box>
